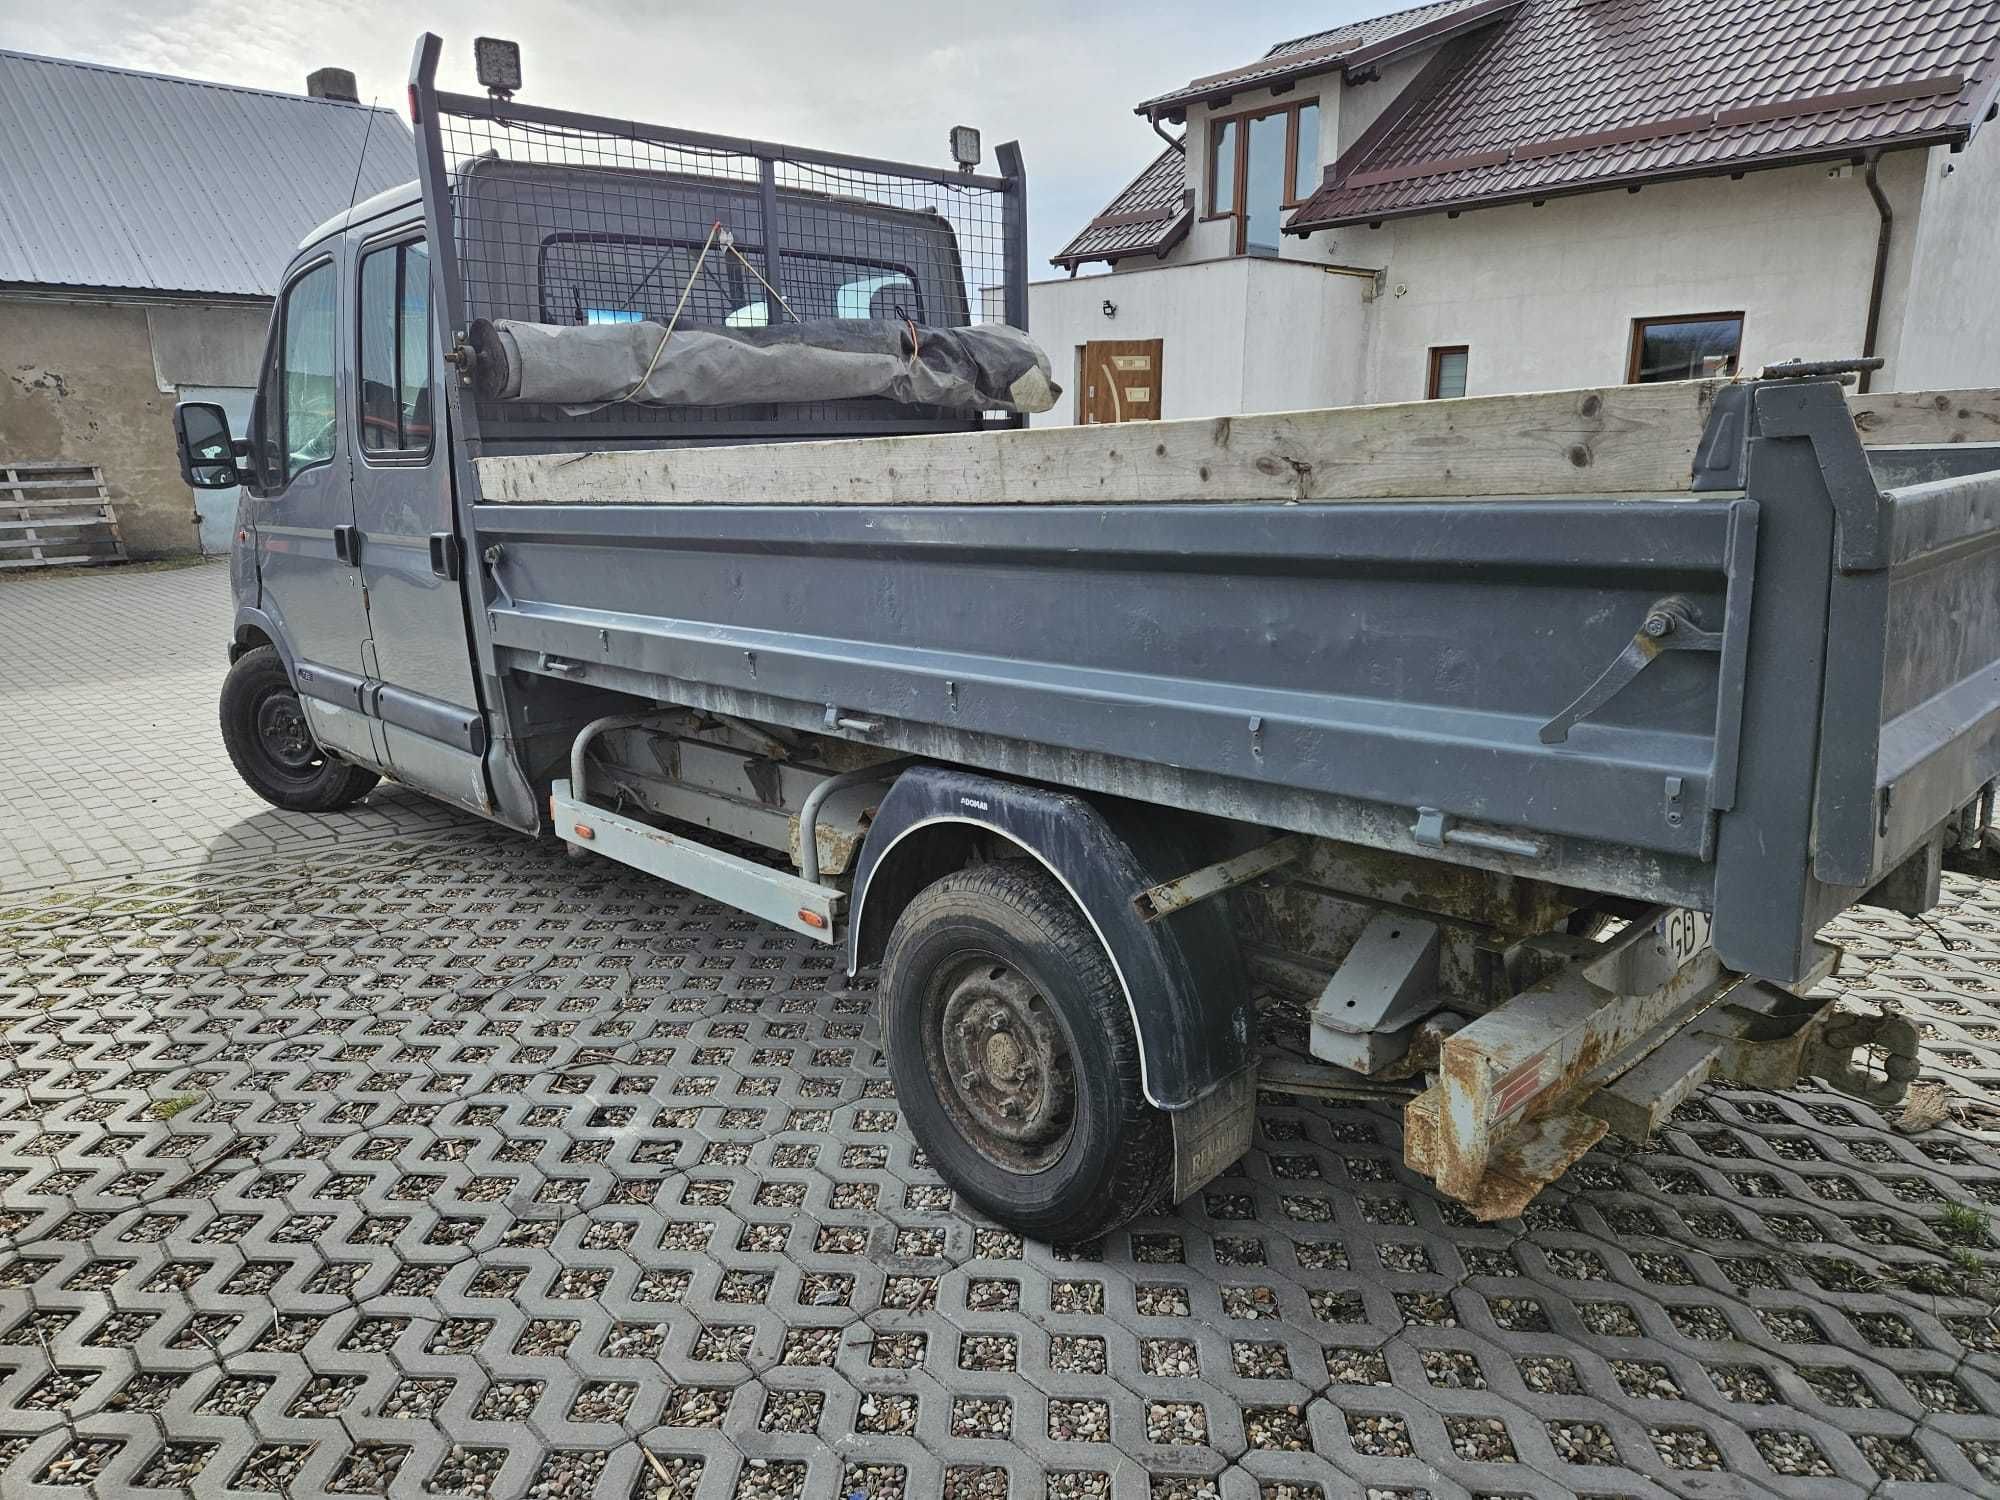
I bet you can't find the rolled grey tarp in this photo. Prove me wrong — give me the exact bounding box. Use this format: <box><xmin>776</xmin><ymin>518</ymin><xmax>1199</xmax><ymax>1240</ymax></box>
<box><xmin>470</xmin><ymin>316</ymin><xmax>1060</xmax><ymax>415</ymax></box>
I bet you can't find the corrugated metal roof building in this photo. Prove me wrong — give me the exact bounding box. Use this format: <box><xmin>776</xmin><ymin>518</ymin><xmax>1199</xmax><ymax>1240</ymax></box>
<box><xmin>0</xmin><ymin>51</ymin><xmax>412</xmax><ymax>561</ymax></box>
<box><xmin>0</xmin><ymin>50</ymin><xmax>410</xmax><ymax>298</ymax></box>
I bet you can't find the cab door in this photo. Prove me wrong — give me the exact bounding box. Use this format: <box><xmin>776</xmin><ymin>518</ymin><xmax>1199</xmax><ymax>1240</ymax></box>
<box><xmin>348</xmin><ymin>229</ymin><xmax>492</xmax><ymax>815</ymax></box>
<box><xmin>248</xmin><ymin>253</ymin><xmax>384</xmax><ymax>771</ymax></box>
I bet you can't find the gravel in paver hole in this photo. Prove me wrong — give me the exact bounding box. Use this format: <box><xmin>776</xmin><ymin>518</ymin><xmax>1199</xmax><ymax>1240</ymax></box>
<box><xmin>1446</xmin><ymin>1415</ymin><xmax>1516</xmax><ymax>1462</ymax></box>
<box><xmin>1049</xmin><ymin>1399</ymin><xmax>1111</xmax><ymax>1442</ymax></box>
<box><xmin>1045</xmin><ymin>1473</ymin><xmax>1109</xmax><ymax>1500</ymax></box>
<box><xmin>952</xmin><ymin>1395</ymin><xmax>1013</xmax><ymax>1438</ymax></box>
<box><xmin>1546</xmin><ymin>1419</ymin><xmax>1618</xmax><ymax>1466</ymax></box>
<box><xmin>1346</xmin><ymin>1412</ymin><xmax>1414</xmax><ymax>1457</ymax></box>
<box><xmin>1246</xmin><ymin>1404</ymin><xmax>1312</xmax><ymax>1450</ymax></box>
<box><xmin>945</xmin><ymin>1465</ymin><xmax>1008</xmax><ymax>1500</ymax></box>
<box><xmin>1751</xmin><ymin>1429</ymin><xmax>1835</xmax><ymax>1477</ymax></box>
<box><xmin>843</xmin><ymin>1462</ymin><xmax>906</xmax><ymax>1500</ymax></box>
<box><xmin>633</xmin><ymin>1453</ymin><xmax>705</xmax><ymax>1500</ymax></box>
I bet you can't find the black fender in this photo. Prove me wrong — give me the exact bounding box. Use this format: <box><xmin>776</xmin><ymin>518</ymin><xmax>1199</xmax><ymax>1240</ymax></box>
<box><xmin>848</xmin><ymin>765</ymin><xmax>1251</xmax><ymax>1111</ymax></box>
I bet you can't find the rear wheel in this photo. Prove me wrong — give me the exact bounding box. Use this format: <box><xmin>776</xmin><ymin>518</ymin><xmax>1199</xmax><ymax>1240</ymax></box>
<box><xmin>219</xmin><ymin>645</ymin><xmax>379</xmax><ymax>812</ymax></box>
<box><xmin>881</xmin><ymin>862</ymin><xmax>1171</xmax><ymax>1241</ymax></box>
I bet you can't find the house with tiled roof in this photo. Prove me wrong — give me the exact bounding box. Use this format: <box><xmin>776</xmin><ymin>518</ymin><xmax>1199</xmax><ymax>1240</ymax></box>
<box><xmin>1030</xmin><ymin>0</ymin><xmax>2000</xmax><ymax>426</ymax></box>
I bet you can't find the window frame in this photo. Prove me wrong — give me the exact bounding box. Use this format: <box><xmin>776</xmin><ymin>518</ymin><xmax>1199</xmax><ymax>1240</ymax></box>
<box><xmin>255</xmin><ymin>254</ymin><xmax>338</xmax><ymax>494</ymax></box>
<box><xmin>1204</xmin><ymin>98</ymin><xmax>1321</xmax><ymax>256</ymax></box>
<box><xmin>1426</xmin><ymin>344</ymin><xmax>1469</xmax><ymax>400</ymax></box>
<box><xmin>1626</xmin><ymin>311</ymin><xmax>1744</xmax><ymax>385</ymax></box>
<box><xmin>354</xmin><ymin>232</ymin><xmax>436</xmax><ymax>464</ymax></box>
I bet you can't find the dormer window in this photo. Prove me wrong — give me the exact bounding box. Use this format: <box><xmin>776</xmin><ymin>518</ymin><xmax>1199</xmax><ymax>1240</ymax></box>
<box><xmin>1207</xmin><ymin>100</ymin><xmax>1319</xmax><ymax>255</ymax></box>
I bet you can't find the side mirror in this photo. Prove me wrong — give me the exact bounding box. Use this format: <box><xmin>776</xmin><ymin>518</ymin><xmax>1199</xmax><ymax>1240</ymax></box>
<box><xmin>173</xmin><ymin>401</ymin><xmax>245</xmax><ymax>490</ymax></box>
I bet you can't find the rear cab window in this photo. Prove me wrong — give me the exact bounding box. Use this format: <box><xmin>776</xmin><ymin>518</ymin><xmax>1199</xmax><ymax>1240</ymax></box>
<box><xmin>358</xmin><ymin>238</ymin><xmax>434</xmax><ymax>457</ymax></box>
<box><xmin>540</xmin><ymin>235</ymin><xmax>924</xmax><ymax>328</ymax></box>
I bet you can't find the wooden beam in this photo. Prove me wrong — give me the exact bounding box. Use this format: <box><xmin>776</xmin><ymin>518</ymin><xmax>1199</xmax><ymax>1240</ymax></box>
<box><xmin>474</xmin><ymin>380</ymin><xmax>2000</xmax><ymax>510</ymax></box>
<box><xmin>476</xmin><ymin>379</ymin><xmax>1728</xmax><ymax>507</ymax></box>
<box><xmin>1848</xmin><ymin>388</ymin><xmax>2000</xmax><ymax>447</ymax></box>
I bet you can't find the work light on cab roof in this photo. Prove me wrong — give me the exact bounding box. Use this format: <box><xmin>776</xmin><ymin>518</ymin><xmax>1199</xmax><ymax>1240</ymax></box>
<box><xmin>473</xmin><ymin>36</ymin><xmax>521</xmax><ymax>99</ymax></box>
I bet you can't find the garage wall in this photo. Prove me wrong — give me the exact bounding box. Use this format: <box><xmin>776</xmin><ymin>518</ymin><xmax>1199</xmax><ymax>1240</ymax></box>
<box><xmin>0</xmin><ymin>296</ymin><xmax>268</xmax><ymax>558</ymax></box>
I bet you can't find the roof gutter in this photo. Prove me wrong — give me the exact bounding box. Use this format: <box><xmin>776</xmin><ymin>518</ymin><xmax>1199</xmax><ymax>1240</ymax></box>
<box><xmin>1858</xmin><ymin>149</ymin><xmax>1893</xmax><ymax>394</ymax></box>
<box><xmin>1152</xmin><ymin>117</ymin><xmax>1185</xmax><ymax>154</ymax></box>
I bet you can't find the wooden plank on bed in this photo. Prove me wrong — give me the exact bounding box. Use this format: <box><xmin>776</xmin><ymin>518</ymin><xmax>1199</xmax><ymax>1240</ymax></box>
<box><xmin>1848</xmin><ymin>388</ymin><xmax>2000</xmax><ymax>447</ymax></box>
<box><xmin>476</xmin><ymin>378</ymin><xmax>1728</xmax><ymax>507</ymax></box>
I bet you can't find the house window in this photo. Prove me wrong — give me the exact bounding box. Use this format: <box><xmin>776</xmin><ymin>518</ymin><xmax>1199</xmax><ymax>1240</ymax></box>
<box><xmin>1629</xmin><ymin>313</ymin><xmax>1743</xmax><ymax>383</ymax></box>
<box><xmin>1427</xmin><ymin>345</ymin><xmax>1468</xmax><ymax>400</ymax></box>
<box><xmin>358</xmin><ymin>239</ymin><xmax>433</xmax><ymax>456</ymax></box>
<box><xmin>1208</xmin><ymin>99</ymin><xmax>1320</xmax><ymax>256</ymax></box>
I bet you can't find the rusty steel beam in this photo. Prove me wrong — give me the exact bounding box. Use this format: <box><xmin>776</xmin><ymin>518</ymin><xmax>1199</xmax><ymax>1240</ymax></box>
<box><xmin>1405</xmin><ymin>909</ymin><xmax>1744</xmax><ymax>1218</ymax></box>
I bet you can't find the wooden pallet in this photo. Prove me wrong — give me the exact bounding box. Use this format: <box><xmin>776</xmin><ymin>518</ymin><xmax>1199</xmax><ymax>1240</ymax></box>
<box><xmin>0</xmin><ymin>463</ymin><xmax>127</xmax><ymax>570</ymax></box>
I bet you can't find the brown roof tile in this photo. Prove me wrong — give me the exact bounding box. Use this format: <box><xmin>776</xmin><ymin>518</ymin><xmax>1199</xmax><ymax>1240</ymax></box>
<box><xmin>1291</xmin><ymin>0</ymin><xmax>2000</xmax><ymax>228</ymax></box>
<box><xmin>1051</xmin><ymin>147</ymin><xmax>1192</xmax><ymax>267</ymax></box>
<box><xmin>1136</xmin><ymin>0</ymin><xmax>1509</xmax><ymax>117</ymax></box>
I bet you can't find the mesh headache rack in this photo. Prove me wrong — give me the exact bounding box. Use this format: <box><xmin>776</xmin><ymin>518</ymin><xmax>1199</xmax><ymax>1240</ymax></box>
<box><xmin>409</xmin><ymin>34</ymin><xmax>1029</xmax><ymax>456</ymax></box>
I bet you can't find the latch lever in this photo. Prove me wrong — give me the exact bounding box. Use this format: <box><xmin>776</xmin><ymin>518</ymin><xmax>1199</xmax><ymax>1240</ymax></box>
<box><xmin>1540</xmin><ymin>597</ymin><xmax>1722</xmax><ymax>745</ymax></box>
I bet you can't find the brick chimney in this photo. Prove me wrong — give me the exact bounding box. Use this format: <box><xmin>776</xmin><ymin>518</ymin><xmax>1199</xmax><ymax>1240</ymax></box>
<box><xmin>305</xmin><ymin>66</ymin><xmax>359</xmax><ymax>102</ymax></box>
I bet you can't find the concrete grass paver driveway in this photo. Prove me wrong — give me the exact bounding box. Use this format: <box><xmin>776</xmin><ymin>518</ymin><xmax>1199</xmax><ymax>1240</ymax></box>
<box><xmin>0</xmin><ymin>562</ymin><xmax>1998</xmax><ymax>1500</ymax></box>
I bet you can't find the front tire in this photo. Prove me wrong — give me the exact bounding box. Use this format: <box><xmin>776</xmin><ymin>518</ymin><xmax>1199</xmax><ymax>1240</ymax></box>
<box><xmin>219</xmin><ymin>645</ymin><xmax>379</xmax><ymax>812</ymax></box>
<box><xmin>881</xmin><ymin>862</ymin><xmax>1171</xmax><ymax>1241</ymax></box>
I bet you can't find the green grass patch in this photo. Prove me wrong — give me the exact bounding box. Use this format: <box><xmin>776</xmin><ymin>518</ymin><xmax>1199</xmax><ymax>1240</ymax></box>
<box><xmin>1939</xmin><ymin>1201</ymin><xmax>1992</xmax><ymax>1244</ymax></box>
<box><xmin>151</xmin><ymin>1095</ymin><xmax>201</xmax><ymax>1120</ymax></box>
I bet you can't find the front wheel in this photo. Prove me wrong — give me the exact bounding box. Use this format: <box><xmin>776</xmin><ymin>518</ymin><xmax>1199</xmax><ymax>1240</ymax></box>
<box><xmin>219</xmin><ymin>645</ymin><xmax>379</xmax><ymax>812</ymax></box>
<box><xmin>880</xmin><ymin>862</ymin><xmax>1171</xmax><ymax>1241</ymax></box>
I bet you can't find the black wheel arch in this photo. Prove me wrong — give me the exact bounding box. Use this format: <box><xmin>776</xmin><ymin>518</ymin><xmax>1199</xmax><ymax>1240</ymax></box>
<box><xmin>850</xmin><ymin>765</ymin><xmax>1251</xmax><ymax>1112</ymax></box>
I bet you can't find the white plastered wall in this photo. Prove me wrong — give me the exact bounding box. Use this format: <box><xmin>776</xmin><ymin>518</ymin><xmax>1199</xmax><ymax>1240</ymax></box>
<box><xmin>1025</xmin><ymin>257</ymin><xmax>1372</xmax><ymax>427</ymax></box>
<box><xmin>1886</xmin><ymin>136</ymin><xmax>2000</xmax><ymax>390</ymax></box>
<box><xmin>1349</xmin><ymin>152</ymin><xmax>1928</xmax><ymax>403</ymax></box>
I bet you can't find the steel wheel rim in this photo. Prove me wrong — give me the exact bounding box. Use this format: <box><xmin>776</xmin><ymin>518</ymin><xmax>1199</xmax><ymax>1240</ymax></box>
<box><xmin>924</xmin><ymin>951</ymin><xmax>1077</xmax><ymax>1173</ymax></box>
<box><xmin>253</xmin><ymin>688</ymin><xmax>320</xmax><ymax>776</ymax></box>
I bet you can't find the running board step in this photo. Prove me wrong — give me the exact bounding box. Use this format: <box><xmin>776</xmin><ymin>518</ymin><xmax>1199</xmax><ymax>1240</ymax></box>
<box><xmin>549</xmin><ymin>778</ymin><xmax>843</xmax><ymax>943</ymax></box>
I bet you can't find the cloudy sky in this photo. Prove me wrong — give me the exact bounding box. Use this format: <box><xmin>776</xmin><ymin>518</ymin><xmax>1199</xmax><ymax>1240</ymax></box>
<box><xmin>0</xmin><ymin>0</ymin><xmax>1385</xmax><ymax>274</ymax></box>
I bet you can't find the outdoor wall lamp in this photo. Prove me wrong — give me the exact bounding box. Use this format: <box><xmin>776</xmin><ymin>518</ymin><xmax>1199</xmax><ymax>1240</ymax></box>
<box><xmin>1101</xmin><ymin>300</ymin><xmax>1117</xmax><ymax>319</ymax></box>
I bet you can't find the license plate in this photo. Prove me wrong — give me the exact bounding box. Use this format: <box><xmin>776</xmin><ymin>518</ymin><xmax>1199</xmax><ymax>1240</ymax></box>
<box><xmin>1655</xmin><ymin>908</ymin><xmax>1713</xmax><ymax>965</ymax></box>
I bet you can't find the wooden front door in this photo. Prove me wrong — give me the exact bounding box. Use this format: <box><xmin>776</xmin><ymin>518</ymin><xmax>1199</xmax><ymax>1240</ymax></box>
<box><xmin>1077</xmin><ymin>339</ymin><xmax>1163</xmax><ymax>424</ymax></box>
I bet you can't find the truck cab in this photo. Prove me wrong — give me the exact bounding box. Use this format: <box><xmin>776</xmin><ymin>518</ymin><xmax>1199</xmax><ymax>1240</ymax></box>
<box><xmin>180</xmin><ymin>182</ymin><xmax>490</xmax><ymax>818</ymax></box>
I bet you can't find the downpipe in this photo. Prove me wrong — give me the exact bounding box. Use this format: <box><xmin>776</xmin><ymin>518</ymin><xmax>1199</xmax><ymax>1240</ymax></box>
<box><xmin>1859</xmin><ymin>150</ymin><xmax>1893</xmax><ymax>394</ymax></box>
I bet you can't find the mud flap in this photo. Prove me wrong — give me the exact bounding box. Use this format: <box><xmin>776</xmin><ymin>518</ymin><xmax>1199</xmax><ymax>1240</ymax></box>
<box><xmin>1171</xmin><ymin>1064</ymin><xmax>1257</xmax><ymax>1200</ymax></box>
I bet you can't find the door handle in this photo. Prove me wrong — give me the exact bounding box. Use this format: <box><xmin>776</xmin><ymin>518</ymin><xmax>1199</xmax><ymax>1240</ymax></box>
<box><xmin>428</xmin><ymin>532</ymin><xmax>460</xmax><ymax>581</ymax></box>
<box><xmin>332</xmin><ymin>524</ymin><xmax>360</xmax><ymax>566</ymax></box>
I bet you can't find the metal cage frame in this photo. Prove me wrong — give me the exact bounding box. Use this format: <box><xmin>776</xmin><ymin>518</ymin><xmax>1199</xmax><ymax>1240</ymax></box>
<box><xmin>408</xmin><ymin>33</ymin><xmax>1030</xmax><ymax>460</ymax></box>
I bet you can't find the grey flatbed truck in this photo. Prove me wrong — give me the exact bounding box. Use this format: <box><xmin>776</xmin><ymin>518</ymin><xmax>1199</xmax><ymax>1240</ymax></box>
<box><xmin>176</xmin><ymin>34</ymin><xmax>2000</xmax><ymax>1239</ymax></box>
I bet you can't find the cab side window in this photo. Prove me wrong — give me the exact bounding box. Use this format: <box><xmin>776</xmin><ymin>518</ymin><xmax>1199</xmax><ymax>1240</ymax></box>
<box><xmin>277</xmin><ymin>262</ymin><xmax>338</xmax><ymax>482</ymax></box>
<box><xmin>358</xmin><ymin>239</ymin><xmax>432</xmax><ymax>456</ymax></box>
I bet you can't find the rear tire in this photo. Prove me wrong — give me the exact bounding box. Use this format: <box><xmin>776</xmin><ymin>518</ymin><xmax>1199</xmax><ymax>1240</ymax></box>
<box><xmin>881</xmin><ymin>861</ymin><xmax>1171</xmax><ymax>1241</ymax></box>
<box><xmin>219</xmin><ymin>645</ymin><xmax>379</xmax><ymax>812</ymax></box>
